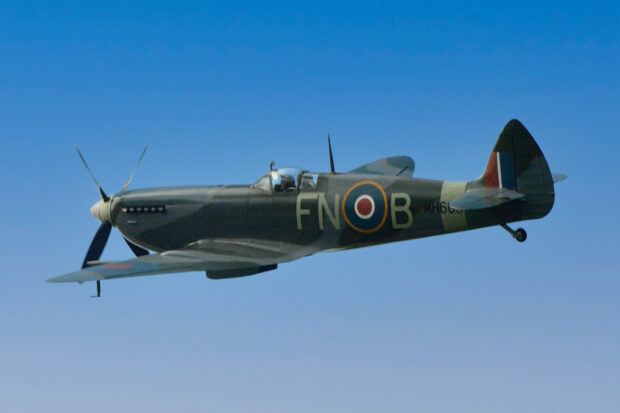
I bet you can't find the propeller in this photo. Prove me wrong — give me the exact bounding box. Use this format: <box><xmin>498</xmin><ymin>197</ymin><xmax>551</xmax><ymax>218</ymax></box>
<box><xmin>75</xmin><ymin>146</ymin><xmax>150</xmax><ymax>297</ymax></box>
<box><xmin>125</xmin><ymin>238</ymin><xmax>149</xmax><ymax>257</ymax></box>
<box><xmin>76</xmin><ymin>147</ymin><xmax>109</xmax><ymax>202</ymax></box>
<box><xmin>81</xmin><ymin>221</ymin><xmax>111</xmax><ymax>298</ymax></box>
<box><xmin>121</xmin><ymin>145</ymin><xmax>149</xmax><ymax>192</ymax></box>
<box><xmin>81</xmin><ymin>222</ymin><xmax>113</xmax><ymax>269</ymax></box>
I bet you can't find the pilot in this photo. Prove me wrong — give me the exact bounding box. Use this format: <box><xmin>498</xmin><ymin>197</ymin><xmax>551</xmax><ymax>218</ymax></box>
<box><xmin>279</xmin><ymin>173</ymin><xmax>295</xmax><ymax>192</ymax></box>
<box><xmin>274</xmin><ymin>174</ymin><xmax>295</xmax><ymax>192</ymax></box>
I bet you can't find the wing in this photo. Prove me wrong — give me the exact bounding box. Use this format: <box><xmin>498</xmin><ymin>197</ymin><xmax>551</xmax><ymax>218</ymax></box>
<box><xmin>449</xmin><ymin>187</ymin><xmax>525</xmax><ymax>211</ymax></box>
<box><xmin>47</xmin><ymin>251</ymin><xmax>213</xmax><ymax>283</ymax></box>
<box><xmin>47</xmin><ymin>239</ymin><xmax>309</xmax><ymax>283</ymax></box>
<box><xmin>349</xmin><ymin>156</ymin><xmax>415</xmax><ymax>177</ymax></box>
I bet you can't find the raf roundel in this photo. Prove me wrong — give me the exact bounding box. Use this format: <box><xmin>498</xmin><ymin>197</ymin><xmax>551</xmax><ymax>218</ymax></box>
<box><xmin>342</xmin><ymin>181</ymin><xmax>388</xmax><ymax>233</ymax></box>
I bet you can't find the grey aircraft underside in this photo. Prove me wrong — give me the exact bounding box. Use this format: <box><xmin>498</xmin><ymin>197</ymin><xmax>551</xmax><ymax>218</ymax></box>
<box><xmin>48</xmin><ymin>119</ymin><xmax>566</xmax><ymax>297</ymax></box>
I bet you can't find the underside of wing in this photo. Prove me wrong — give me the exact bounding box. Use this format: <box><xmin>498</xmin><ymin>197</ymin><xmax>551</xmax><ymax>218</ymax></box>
<box><xmin>349</xmin><ymin>156</ymin><xmax>415</xmax><ymax>177</ymax></box>
<box><xmin>47</xmin><ymin>252</ymin><xmax>209</xmax><ymax>283</ymax></box>
<box><xmin>450</xmin><ymin>188</ymin><xmax>525</xmax><ymax>211</ymax></box>
<box><xmin>46</xmin><ymin>238</ymin><xmax>309</xmax><ymax>283</ymax></box>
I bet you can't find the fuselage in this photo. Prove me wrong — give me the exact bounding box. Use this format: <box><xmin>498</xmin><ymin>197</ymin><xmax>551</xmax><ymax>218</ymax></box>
<box><xmin>104</xmin><ymin>172</ymin><xmax>552</xmax><ymax>256</ymax></box>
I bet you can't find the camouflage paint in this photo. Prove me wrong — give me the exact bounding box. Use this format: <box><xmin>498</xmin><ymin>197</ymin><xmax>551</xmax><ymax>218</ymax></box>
<box><xmin>50</xmin><ymin>119</ymin><xmax>560</xmax><ymax>283</ymax></box>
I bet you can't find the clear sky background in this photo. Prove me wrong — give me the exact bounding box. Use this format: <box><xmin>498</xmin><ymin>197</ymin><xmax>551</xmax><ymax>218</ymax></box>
<box><xmin>1</xmin><ymin>2</ymin><xmax>619</xmax><ymax>412</ymax></box>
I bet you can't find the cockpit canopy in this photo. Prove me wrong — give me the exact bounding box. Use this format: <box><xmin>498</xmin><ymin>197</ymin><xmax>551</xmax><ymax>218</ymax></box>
<box><xmin>253</xmin><ymin>167</ymin><xmax>317</xmax><ymax>192</ymax></box>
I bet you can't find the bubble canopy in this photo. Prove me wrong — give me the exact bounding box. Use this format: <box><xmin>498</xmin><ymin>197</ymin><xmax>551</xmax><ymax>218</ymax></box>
<box><xmin>253</xmin><ymin>167</ymin><xmax>317</xmax><ymax>192</ymax></box>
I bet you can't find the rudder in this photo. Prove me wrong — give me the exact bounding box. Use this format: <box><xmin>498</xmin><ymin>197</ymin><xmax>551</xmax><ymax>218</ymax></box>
<box><xmin>481</xmin><ymin>119</ymin><xmax>555</xmax><ymax>219</ymax></box>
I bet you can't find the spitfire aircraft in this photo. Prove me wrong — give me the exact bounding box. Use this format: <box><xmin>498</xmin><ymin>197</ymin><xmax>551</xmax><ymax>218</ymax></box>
<box><xmin>48</xmin><ymin>119</ymin><xmax>566</xmax><ymax>296</ymax></box>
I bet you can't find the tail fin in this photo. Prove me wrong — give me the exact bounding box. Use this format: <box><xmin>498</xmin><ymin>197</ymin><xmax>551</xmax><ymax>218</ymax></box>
<box><xmin>481</xmin><ymin>119</ymin><xmax>555</xmax><ymax>219</ymax></box>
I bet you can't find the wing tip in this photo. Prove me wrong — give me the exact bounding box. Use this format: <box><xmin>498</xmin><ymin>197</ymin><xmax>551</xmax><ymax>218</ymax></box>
<box><xmin>46</xmin><ymin>269</ymin><xmax>101</xmax><ymax>283</ymax></box>
<box><xmin>46</xmin><ymin>275</ymin><xmax>73</xmax><ymax>283</ymax></box>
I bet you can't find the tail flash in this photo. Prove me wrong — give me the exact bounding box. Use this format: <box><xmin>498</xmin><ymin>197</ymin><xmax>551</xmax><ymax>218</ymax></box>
<box><xmin>484</xmin><ymin>151</ymin><xmax>517</xmax><ymax>189</ymax></box>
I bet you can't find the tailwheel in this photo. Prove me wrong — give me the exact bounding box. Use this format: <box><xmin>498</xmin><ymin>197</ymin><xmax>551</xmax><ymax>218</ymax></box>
<box><xmin>500</xmin><ymin>224</ymin><xmax>527</xmax><ymax>243</ymax></box>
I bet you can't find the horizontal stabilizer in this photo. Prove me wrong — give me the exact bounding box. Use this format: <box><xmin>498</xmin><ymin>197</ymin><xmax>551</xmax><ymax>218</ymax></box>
<box><xmin>349</xmin><ymin>156</ymin><xmax>415</xmax><ymax>177</ymax></box>
<box><xmin>552</xmin><ymin>173</ymin><xmax>567</xmax><ymax>183</ymax></box>
<box><xmin>450</xmin><ymin>188</ymin><xmax>525</xmax><ymax>211</ymax></box>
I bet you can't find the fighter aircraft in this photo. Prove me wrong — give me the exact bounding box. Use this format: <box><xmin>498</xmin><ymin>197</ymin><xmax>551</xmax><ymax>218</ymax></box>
<box><xmin>48</xmin><ymin>119</ymin><xmax>566</xmax><ymax>296</ymax></box>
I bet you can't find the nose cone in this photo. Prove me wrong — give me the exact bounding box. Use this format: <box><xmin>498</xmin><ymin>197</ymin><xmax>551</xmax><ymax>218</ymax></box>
<box><xmin>90</xmin><ymin>199</ymin><xmax>112</xmax><ymax>223</ymax></box>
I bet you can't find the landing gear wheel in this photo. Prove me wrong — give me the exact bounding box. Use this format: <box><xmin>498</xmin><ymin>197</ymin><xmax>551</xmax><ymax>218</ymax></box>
<box><xmin>515</xmin><ymin>228</ymin><xmax>527</xmax><ymax>243</ymax></box>
<box><xmin>500</xmin><ymin>224</ymin><xmax>528</xmax><ymax>243</ymax></box>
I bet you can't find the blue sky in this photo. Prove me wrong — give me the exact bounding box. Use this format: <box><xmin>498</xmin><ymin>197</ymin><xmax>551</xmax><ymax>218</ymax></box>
<box><xmin>1</xmin><ymin>2</ymin><xmax>619</xmax><ymax>412</ymax></box>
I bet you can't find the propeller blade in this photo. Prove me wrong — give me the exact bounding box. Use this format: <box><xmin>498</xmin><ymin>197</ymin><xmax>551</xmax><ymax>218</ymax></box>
<box><xmin>76</xmin><ymin>147</ymin><xmax>109</xmax><ymax>202</ymax></box>
<box><xmin>81</xmin><ymin>222</ymin><xmax>112</xmax><ymax>269</ymax></box>
<box><xmin>328</xmin><ymin>134</ymin><xmax>335</xmax><ymax>174</ymax></box>
<box><xmin>121</xmin><ymin>145</ymin><xmax>149</xmax><ymax>192</ymax></box>
<box><xmin>124</xmin><ymin>237</ymin><xmax>150</xmax><ymax>257</ymax></box>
